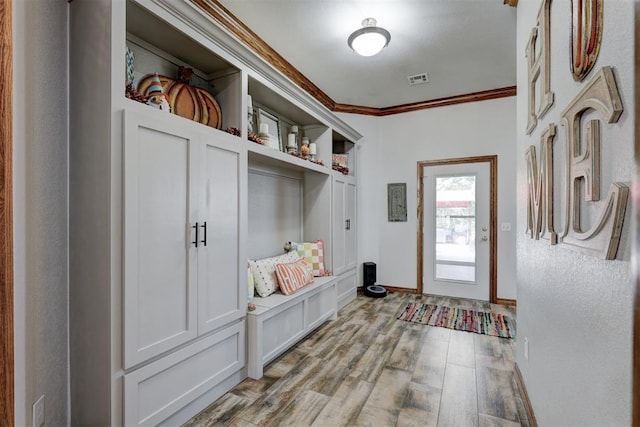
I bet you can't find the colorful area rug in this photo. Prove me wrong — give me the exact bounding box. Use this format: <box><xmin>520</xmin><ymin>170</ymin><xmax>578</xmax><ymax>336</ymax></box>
<box><xmin>397</xmin><ymin>303</ymin><xmax>515</xmax><ymax>338</ymax></box>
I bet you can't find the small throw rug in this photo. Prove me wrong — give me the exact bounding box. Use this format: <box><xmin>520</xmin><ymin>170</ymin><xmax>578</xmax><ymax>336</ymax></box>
<box><xmin>397</xmin><ymin>302</ymin><xmax>515</xmax><ymax>338</ymax></box>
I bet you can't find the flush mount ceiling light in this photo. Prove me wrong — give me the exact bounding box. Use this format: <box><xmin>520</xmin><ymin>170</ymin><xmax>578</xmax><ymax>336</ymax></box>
<box><xmin>347</xmin><ymin>18</ymin><xmax>391</xmax><ymax>57</ymax></box>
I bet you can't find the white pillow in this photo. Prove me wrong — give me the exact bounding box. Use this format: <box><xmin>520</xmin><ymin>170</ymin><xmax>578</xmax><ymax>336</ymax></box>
<box><xmin>249</xmin><ymin>251</ymin><xmax>300</xmax><ymax>297</ymax></box>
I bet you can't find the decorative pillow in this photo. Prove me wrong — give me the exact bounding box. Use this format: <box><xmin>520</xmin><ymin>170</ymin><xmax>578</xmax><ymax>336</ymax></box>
<box><xmin>275</xmin><ymin>258</ymin><xmax>314</xmax><ymax>295</ymax></box>
<box><xmin>291</xmin><ymin>240</ymin><xmax>326</xmax><ymax>277</ymax></box>
<box><xmin>249</xmin><ymin>251</ymin><xmax>300</xmax><ymax>297</ymax></box>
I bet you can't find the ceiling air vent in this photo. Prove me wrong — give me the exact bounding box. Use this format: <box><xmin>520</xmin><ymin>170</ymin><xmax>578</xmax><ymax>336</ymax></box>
<box><xmin>407</xmin><ymin>73</ymin><xmax>429</xmax><ymax>86</ymax></box>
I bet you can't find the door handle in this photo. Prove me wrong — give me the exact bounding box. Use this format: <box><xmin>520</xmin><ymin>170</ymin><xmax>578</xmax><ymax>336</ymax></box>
<box><xmin>192</xmin><ymin>222</ymin><xmax>199</xmax><ymax>247</ymax></box>
<box><xmin>345</xmin><ymin>219</ymin><xmax>351</xmax><ymax>230</ymax></box>
<box><xmin>482</xmin><ymin>226</ymin><xmax>488</xmax><ymax>232</ymax></box>
<box><xmin>200</xmin><ymin>221</ymin><xmax>207</xmax><ymax>246</ymax></box>
<box><xmin>481</xmin><ymin>236</ymin><xmax>488</xmax><ymax>242</ymax></box>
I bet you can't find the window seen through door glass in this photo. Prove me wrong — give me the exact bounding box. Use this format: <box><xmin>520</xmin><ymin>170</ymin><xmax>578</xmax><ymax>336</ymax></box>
<box><xmin>434</xmin><ymin>175</ymin><xmax>476</xmax><ymax>282</ymax></box>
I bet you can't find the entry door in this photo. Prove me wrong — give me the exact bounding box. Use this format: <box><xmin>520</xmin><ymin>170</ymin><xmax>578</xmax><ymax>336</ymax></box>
<box><xmin>422</xmin><ymin>161</ymin><xmax>491</xmax><ymax>300</ymax></box>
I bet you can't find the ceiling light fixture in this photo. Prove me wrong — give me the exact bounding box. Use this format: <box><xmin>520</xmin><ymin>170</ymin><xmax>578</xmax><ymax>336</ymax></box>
<box><xmin>347</xmin><ymin>18</ymin><xmax>390</xmax><ymax>57</ymax></box>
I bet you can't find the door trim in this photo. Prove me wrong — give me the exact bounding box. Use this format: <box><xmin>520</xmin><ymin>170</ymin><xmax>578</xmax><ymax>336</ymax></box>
<box><xmin>0</xmin><ymin>0</ymin><xmax>14</xmax><ymax>424</ymax></box>
<box><xmin>417</xmin><ymin>155</ymin><xmax>498</xmax><ymax>303</ymax></box>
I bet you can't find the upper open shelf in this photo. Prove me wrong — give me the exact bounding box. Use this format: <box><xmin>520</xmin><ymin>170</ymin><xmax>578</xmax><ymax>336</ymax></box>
<box><xmin>125</xmin><ymin>0</ymin><xmax>242</xmax><ymax>133</ymax></box>
<box><xmin>332</xmin><ymin>130</ymin><xmax>356</xmax><ymax>176</ymax></box>
<box><xmin>247</xmin><ymin>142</ymin><xmax>330</xmax><ymax>176</ymax></box>
<box><xmin>249</xmin><ymin>77</ymin><xmax>322</xmax><ymax>128</ymax></box>
<box><xmin>127</xmin><ymin>1</ymin><xmax>231</xmax><ymax>76</ymax></box>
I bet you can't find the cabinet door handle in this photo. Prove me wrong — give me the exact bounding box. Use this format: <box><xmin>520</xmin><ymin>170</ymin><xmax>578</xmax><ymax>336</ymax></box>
<box><xmin>345</xmin><ymin>219</ymin><xmax>350</xmax><ymax>230</ymax></box>
<box><xmin>192</xmin><ymin>222</ymin><xmax>199</xmax><ymax>247</ymax></box>
<box><xmin>200</xmin><ymin>221</ymin><xmax>207</xmax><ymax>246</ymax></box>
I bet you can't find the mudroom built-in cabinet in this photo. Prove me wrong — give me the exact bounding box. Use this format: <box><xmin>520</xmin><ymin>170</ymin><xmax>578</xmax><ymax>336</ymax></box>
<box><xmin>69</xmin><ymin>0</ymin><xmax>362</xmax><ymax>425</ymax></box>
<box><xmin>122</xmin><ymin>108</ymin><xmax>246</xmax><ymax>369</ymax></box>
<box><xmin>332</xmin><ymin>147</ymin><xmax>358</xmax><ymax>308</ymax></box>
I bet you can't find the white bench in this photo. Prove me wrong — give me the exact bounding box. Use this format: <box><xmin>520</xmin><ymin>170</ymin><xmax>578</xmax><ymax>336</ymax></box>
<box><xmin>247</xmin><ymin>276</ymin><xmax>338</xmax><ymax>379</ymax></box>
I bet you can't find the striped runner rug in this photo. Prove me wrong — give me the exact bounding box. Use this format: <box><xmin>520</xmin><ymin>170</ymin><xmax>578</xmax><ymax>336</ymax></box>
<box><xmin>397</xmin><ymin>302</ymin><xmax>515</xmax><ymax>339</ymax></box>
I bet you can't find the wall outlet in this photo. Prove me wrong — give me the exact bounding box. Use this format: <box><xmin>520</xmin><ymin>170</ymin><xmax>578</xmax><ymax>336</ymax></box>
<box><xmin>32</xmin><ymin>395</ymin><xmax>45</xmax><ymax>427</ymax></box>
<box><xmin>524</xmin><ymin>337</ymin><xmax>529</xmax><ymax>360</ymax></box>
<box><xmin>501</xmin><ymin>222</ymin><xmax>512</xmax><ymax>231</ymax></box>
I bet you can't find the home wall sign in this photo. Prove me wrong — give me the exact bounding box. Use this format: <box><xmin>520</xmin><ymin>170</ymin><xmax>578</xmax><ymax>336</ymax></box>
<box><xmin>525</xmin><ymin>0</ymin><xmax>554</xmax><ymax>135</ymax></box>
<box><xmin>570</xmin><ymin>0</ymin><xmax>603</xmax><ymax>81</ymax></box>
<box><xmin>526</xmin><ymin>123</ymin><xmax>557</xmax><ymax>244</ymax></box>
<box><xmin>525</xmin><ymin>66</ymin><xmax>628</xmax><ymax>260</ymax></box>
<box><xmin>559</xmin><ymin>66</ymin><xmax>626</xmax><ymax>259</ymax></box>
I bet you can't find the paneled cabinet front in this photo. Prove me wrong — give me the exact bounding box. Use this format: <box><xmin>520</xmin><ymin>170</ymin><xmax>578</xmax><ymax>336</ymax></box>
<box><xmin>332</xmin><ymin>174</ymin><xmax>357</xmax><ymax>276</ymax></box>
<box><xmin>123</xmin><ymin>109</ymin><xmax>246</xmax><ymax>369</ymax></box>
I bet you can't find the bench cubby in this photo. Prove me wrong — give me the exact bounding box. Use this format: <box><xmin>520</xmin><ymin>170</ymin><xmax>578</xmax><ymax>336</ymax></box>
<box><xmin>247</xmin><ymin>276</ymin><xmax>338</xmax><ymax>379</ymax></box>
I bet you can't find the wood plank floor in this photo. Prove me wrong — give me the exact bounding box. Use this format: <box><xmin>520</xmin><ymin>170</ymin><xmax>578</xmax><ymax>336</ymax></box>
<box><xmin>184</xmin><ymin>292</ymin><xmax>530</xmax><ymax>427</ymax></box>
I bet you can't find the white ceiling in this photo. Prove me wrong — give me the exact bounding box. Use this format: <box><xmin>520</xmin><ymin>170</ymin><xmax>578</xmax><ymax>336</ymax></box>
<box><xmin>218</xmin><ymin>0</ymin><xmax>517</xmax><ymax>108</ymax></box>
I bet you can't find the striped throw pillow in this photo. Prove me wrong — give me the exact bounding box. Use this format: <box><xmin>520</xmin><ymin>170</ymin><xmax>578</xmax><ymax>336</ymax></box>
<box><xmin>249</xmin><ymin>251</ymin><xmax>300</xmax><ymax>297</ymax></box>
<box><xmin>275</xmin><ymin>258</ymin><xmax>314</xmax><ymax>295</ymax></box>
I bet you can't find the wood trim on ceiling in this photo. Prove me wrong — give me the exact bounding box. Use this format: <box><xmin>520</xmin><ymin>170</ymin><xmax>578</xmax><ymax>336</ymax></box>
<box><xmin>334</xmin><ymin>86</ymin><xmax>517</xmax><ymax>116</ymax></box>
<box><xmin>0</xmin><ymin>0</ymin><xmax>14</xmax><ymax>425</ymax></box>
<box><xmin>190</xmin><ymin>0</ymin><xmax>335</xmax><ymax>111</ymax></box>
<box><xmin>504</xmin><ymin>0</ymin><xmax>519</xmax><ymax>7</ymax></box>
<box><xmin>190</xmin><ymin>0</ymin><xmax>516</xmax><ymax>116</ymax></box>
<box><xmin>416</xmin><ymin>155</ymin><xmax>498</xmax><ymax>304</ymax></box>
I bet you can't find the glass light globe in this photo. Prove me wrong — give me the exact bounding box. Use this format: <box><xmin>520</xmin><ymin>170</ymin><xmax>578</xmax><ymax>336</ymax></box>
<box><xmin>348</xmin><ymin>18</ymin><xmax>390</xmax><ymax>57</ymax></box>
<box><xmin>352</xmin><ymin>32</ymin><xmax>388</xmax><ymax>57</ymax></box>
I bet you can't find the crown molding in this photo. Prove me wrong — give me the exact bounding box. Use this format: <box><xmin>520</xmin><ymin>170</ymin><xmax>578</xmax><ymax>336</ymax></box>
<box><xmin>335</xmin><ymin>86</ymin><xmax>517</xmax><ymax>116</ymax></box>
<box><xmin>189</xmin><ymin>0</ymin><xmax>335</xmax><ymax>111</ymax></box>
<box><xmin>138</xmin><ymin>0</ymin><xmax>361</xmax><ymax>141</ymax></box>
<box><xmin>183</xmin><ymin>0</ymin><xmax>516</xmax><ymax>119</ymax></box>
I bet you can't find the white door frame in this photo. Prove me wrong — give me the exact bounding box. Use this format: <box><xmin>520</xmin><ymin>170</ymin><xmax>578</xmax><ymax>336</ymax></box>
<box><xmin>417</xmin><ymin>155</ymin><xmax>498</xmax><ymax>303</ymax></box>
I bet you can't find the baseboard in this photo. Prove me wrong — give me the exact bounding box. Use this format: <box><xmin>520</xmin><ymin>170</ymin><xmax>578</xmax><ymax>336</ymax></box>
<box><xmin>357</xmin><ymin>285</ymin><xmax>419</xmax><ymax>294</ymax></box>
<box><xmin>496</xmin><ymin>298</ymin><xmax>517</xmax><ymax>306</ymax></box>
<box><xmin>513</xmin><ymin>363</ymin><xmax>538</xmax><ymax>427</ymax></box>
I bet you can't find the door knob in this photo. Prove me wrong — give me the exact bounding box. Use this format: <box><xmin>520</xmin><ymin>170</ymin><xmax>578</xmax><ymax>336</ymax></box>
<box><xmin>482</xmin><ymin>226</ymin><xmax>488</xmax><ymax>232</ymax></box>
<box><xmin>481</xmin><ymin>236</ymin><xmax>488</xmax><ymax>242</ymax></box>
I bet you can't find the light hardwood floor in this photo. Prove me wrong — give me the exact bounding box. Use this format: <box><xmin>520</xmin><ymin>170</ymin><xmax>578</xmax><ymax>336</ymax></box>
<box><xmin>184</xmin><ymin>292</ymin><xmax>529</xmax><ymax>427</ymax></box>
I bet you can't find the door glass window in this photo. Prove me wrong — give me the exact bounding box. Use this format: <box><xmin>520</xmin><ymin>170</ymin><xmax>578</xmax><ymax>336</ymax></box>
<box><xmin>434</xmin><ymin>175</ymin><xmax>476</xmax><ymax>283</ymax></box>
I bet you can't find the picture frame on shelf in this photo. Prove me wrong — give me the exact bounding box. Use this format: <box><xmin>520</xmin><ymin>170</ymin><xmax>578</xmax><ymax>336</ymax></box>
<box><xmin>257</xmin><ymin>108</ymin><xmax>282</xmax><ymax>151</ymax></box>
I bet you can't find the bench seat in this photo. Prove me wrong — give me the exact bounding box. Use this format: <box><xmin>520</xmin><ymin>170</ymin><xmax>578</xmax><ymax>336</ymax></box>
<box><xmin>247</xmin><ymin>276</ymin><xmax>338</xmax><ymax>379</ymax></box>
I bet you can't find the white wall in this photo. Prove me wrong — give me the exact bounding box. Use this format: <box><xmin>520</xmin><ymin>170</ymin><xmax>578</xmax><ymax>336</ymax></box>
<box><xmin>516</xmin><ymin>1</ymin><xmax>634</xmax><ymax>425</ymax></box>
<box><xmin>13</xmin><ymin>1</ymin><xmax>69</xmax><ymax>425</ymax></box>
<box><xmin>341</xmin><ymin>97</ymin><xmax>518</xmax><ymax>299</ymax></box>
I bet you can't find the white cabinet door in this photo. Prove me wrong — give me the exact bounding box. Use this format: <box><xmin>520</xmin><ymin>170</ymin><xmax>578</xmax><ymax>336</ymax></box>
<box><xmin>332</xmin><ymin>176</ymin><xmax>346</xmax><ymax>275</ymax></box>
<box><xmin>123</xmin><ymin>110</ymin><xmax>199</xmax><ymax>369</ymax></box>
<box><xmin>332</xmin><ymin>174</ymin><xmax>357</xmax><ymax>276</ymax></box>
<box><xmin>197</xmin><ymin>137</ymin><xmax>247</xmax><ymax>335</ymax></box>
<box><xmin>345</xmin><ymin>180</ymin><xmax>357</xmax><ymax>271</ymax></box>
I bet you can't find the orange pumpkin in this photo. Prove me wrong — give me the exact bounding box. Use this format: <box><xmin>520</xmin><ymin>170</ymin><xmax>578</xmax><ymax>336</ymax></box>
<box><xmin>138</xmin><ymin>74</ymin><xmax>222</xmax><ymax>129</ymax></box>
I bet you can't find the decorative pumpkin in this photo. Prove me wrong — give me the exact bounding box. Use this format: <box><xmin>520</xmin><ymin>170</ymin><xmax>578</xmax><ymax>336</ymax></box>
<box><xmin>138</xmin><ymin>74</ymin><xmax>222</xmax><ymax>129</ymax></box>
